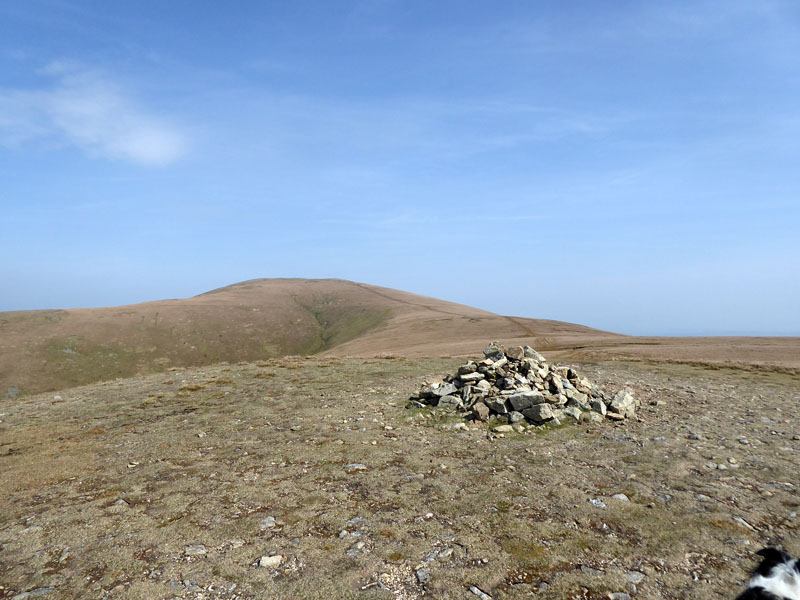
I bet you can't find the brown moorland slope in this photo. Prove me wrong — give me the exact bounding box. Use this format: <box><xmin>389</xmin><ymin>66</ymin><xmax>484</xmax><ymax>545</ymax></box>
<box><xmin>0</xmin><ymin>278</ymin><xmax>617</xmax><ymax>397</ymax></box>
<box><xmin>2</xmin><ymin>278</ymin><xmax>798</xmax><ymax>398</ymax></box>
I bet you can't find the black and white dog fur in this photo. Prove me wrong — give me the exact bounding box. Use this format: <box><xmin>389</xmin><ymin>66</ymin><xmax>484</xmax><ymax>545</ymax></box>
<box><xmin>736</xmin><ymin>548</ymin><xmax>800</xmax><ymax>600</ymax></box>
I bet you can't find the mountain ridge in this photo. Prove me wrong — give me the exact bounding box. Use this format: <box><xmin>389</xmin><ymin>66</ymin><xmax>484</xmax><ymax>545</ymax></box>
<box><xmin>0</xmin><ymin>278</ymin><xmax>616</xmax><ymax>397</ymax></box>
<box><xmin>2</xmin><ymin>278</ymin><xmax>797</xmax><ymax>399</ymax></box>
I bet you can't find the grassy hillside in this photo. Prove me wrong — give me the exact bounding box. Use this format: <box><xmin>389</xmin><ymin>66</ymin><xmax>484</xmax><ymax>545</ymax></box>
<box><xmin>6</xmin><ymin>278</ymin><xmax>794</xmax><ymax>399</ymax></box>
<box><xmin>0</xmin><ymin>279</ymin><xmax>400</xmax><ymax>397</ymax></box>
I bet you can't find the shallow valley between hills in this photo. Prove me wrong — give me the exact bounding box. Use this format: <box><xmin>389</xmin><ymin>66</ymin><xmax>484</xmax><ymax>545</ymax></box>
<box><xmin>1</xmin><ymin>353</ymin><xmax>798</xmax><ymax>600</ymax></box>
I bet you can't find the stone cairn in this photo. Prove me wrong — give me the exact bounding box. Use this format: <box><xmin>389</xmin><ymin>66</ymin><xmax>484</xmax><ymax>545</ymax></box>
<box><xmin>408</xmin><ymin>342</ymin><xmax>638</xmax><ymax>429</ymax></box>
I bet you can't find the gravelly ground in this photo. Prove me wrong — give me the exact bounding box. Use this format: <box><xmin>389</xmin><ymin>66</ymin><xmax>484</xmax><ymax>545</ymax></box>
<box><xmin>1</xmin><ymin>356</ymin><xmax>798</xmax><ymax>600</ymax></box>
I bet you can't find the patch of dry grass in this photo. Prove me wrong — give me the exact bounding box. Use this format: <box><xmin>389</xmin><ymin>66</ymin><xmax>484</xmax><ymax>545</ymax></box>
<box><xmin>0</xmin><ymin>358</ymin><xmax>798</xmax><ymax>599</ymax></box>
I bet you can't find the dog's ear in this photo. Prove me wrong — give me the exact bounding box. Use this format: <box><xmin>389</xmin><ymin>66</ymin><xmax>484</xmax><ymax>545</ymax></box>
<box><xmin>753</xmin><ymin>547</ymin><xmax>791</xmax><ymax>577</ymax></box>
<box><xmin>756</xmin><ymin>547</ymin><xmax>790</xmax><ymax>561</ymax></box>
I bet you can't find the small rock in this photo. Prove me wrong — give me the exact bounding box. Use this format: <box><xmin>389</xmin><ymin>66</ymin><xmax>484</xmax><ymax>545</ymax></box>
<box><xmin>416</xmin><ymin>568</ymin><xmax>431</xmax><ymax>585</ymax></box>
<box><xmin>344</xmin><ymin>463</ymin><xmax>367</xmax><ymax>473</ymax></box>
<box><xmin>258</xmin><ymin>554</ymin><xmax>283</xmax><ymax>568</ymax></box>
<box><xmin>431</xmin><ymin>382</ymin><xmax>459</xmax><ymax>397</ymax></box>
<box><xmin>608</xmin><ymin>593</ymin><xmax>631</xmax><ymax>600</ymax></box>
<box><xmin>610</xmin><ymin>390</ymin><xmax>636</xmax><ymax>418</ymax></box>
<box><xmin>472</xmin><ymin>402</ymin><xmax>490</xmax><ymax>421</ymax></box>
<box><xmin>493</xmin><ymin>424</ymin><xmax>514</xmax><ymax>433</ymax></box>
<box><xmin>508</xmin><ymin>390</ymin><xmax>545</xmax><ymax>411</ymax></box>
<box><xmin>469</xmin><ymin>585</ymin><xmax>493</xmax><ymax>600</ymax></box>
<box><xmin>438</xmin><ymin>395</ymin><xmax>463</xmax><ymax>408</ymax></box>
<box><xmin>458</xmin><ymin>362</ymin><xmax>478</xmax><ymax>375</ymax></box>
<box><xmin>589</xmin><ymin>498</ymin><xmax>607</xmax><ymax>509</ymax></box>
<box><xmin>11</xmin><ymin>587</ymin><xmax>56</xmax><ymax>600</ymax></box>
<box><xmin>260</xmin><ymin>516</ymin><xmax>276</xmax><ymax>529</ymax></box>
<box><xmin>345</xmin><ymin>541</ymin><xmax>366</xmax><ymax>557</ymax></box>
<box><xmin>474</xmin><ymin>380</ymin><xmax>492</xmax><ymax>393</ymax></box>
<box><xmin>562</xmin><ymin>406</ymin><xmax>583</xmax><ymax>422</ymax></box>
<box><xmin>460</xmin><ymin>372</ymin><xmax>485</xmax><ymax>383</ymax></box>
<box><xmin>523</xmin><ymin>346</ymin><xmax>546</xmax><ymax>361</ymax></box>
<box><xmin>612</xmin><ymin>493</ymin><xmax>630</xmax><ymax>502</ymax></box>
<box><xmin>437</xmin><ymin>547</ymin><xmax>454</xmax><ymax>561</ymax></box>
<box><xmin>492</xmin><ymin>356</ymin><xmax>508</xmax><ymax>369</ymax></box>
<box><xmin>483</xmin><ymin>343</ymin><xmax>504</xmax><ymax>360</ymax></box>
<box><xmin>21</xmin><ymin>525</ymin><xmax>42</xmax><ymax>534</ymax></box>
<box><xmin>184</xmin><ymin>545</ymin><xmax>207</xmax><ymax>557</ymax></box>
<box><xmin>522</xmin><ymin>404</ymin><xmax>554</xmax><ymax>423</ymax></box>
<box><xmin>626</xmin><ymin>571</ymin><xmax>645</xmax><ymax>584</ymax></box>
<box><xmin>486</xmin><ymin>398</ymin><xmax>508</xmax><ymax>414</ymax></box>
<box><xmin>505</xmin><ymin>346</ymin><xmax>525</xmax><ymax>361</ymax></box>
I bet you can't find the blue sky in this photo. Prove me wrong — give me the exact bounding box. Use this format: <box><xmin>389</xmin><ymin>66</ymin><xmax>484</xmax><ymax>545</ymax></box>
<box><xmin>1</xmin><ymin>1</ymin><xmax>798</xmax><ymax>335</ymax></box>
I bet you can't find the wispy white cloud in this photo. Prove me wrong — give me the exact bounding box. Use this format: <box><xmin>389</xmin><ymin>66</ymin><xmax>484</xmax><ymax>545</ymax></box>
<box><xmin>0</xmin><ymin>62</ymin><xmax>186</xmax><ymax>165</ymax></box>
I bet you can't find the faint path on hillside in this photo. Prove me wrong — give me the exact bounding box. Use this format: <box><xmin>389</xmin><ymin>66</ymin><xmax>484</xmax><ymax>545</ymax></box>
<box><xmin>502</xmin><ymin>315</ymin><xmax>537</xmax><ymax>336</ymax></box>
<box><xmin>353</xmin><ymin>282</ymin><xmax>492</xmax><ymax>320</ymax></box>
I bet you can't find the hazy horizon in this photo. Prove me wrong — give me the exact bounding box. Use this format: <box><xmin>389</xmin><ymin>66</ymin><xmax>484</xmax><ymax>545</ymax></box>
<box><xmin>1</xmin><ymin>277</ymin><xmax>798</xmax><ymax>338</ymax></box>
<box><xmin>2</xmin><ymin>1</ymin><xmax>799</xmax><ymax>337</ymax></box>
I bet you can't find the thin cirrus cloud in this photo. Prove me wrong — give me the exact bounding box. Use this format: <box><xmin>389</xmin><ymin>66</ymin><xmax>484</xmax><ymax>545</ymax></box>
<box><xmin>0</xmin><ymin>63</ymin><xmax>186</xmax><ymax>166</ymax></box>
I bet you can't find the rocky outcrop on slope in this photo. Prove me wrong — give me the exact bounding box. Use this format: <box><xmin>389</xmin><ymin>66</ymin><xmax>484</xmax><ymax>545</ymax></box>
<box><xmin>408</xmin><ymin>342</ymin><xmax>638</xmax><ymax>428</ymax></box>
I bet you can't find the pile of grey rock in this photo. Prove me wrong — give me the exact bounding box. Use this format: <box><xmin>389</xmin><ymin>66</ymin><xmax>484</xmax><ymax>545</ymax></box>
<box><xmin>408</xmin><ymin>343</ymin><xmax>638</xmax><ymax>428</ymax></box>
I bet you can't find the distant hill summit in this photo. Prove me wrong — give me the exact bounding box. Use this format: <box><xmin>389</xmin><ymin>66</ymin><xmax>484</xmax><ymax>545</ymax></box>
<box><xmin>0</xmin><ymin>279</ymin><xmax>619</xmax><ymax>397</ymax></box>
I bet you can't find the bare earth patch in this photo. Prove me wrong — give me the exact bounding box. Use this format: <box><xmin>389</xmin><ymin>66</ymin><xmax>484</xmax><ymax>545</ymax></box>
<box><xmin>1</xmin><ymin>357</ymin><xmax>798</xmax><ymax>599</ymax></box>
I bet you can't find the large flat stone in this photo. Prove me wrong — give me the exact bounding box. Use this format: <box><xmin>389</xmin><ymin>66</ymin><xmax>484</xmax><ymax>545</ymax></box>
<box><xmin>522</xmin><ymin>404</ymin><xmax>554</xmax><ymax>423</ymax></box>
<box><xmin>459</xmin><ymin>372</ymin><xmax>485</xmax><ymax>383</ymax></box>
<box><xmin>611</xmin><ymin>389</ymin><xmax>636</xmax><ymax>418</ymax></box>
<box><xmin>486</xmin><ymin>398</ymin><xmax>508</xmax><ymax>414</ymax></box>
<box><xmin>428</xmin><ymin>382</ymin><xmax>458</xmax><ymax>397</ymax></box>
<box><xmin>508</xmin><ymin>390</ymin><xmax>545</xmax><ymax>411</ymax></box>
